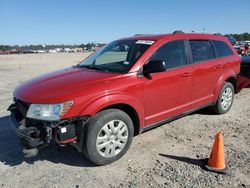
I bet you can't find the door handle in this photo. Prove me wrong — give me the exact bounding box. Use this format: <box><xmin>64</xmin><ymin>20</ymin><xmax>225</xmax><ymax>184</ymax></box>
<box><xmin>215</xmin><ymin>64</ymin><xmax>222</xmax><ymax>69</ymax></box>
<box><xmin>181</xmin><ymin>72</ymin><xmax>192</xmax><ymax>77</ymax></box>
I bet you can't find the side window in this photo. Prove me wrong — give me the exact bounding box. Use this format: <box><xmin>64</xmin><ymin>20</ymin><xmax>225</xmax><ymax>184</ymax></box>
<box><xmin>189</xmin><ymin>40</ymin><xmax>215</xmax><ymax>63</ymax></box>
<box><xmin>212</xmin><ymin>40</ymin><xmax>234</xmax><ymax>57</ymax></box>
<box><xmin>149</xmin><ymin>40</ymin><xmax>186</xmax><ymax>69</ymax></box>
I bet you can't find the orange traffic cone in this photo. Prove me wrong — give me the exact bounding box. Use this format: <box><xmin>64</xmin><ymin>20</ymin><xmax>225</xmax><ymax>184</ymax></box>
<box><xmin>205</xmin><ymin>132</ymin><xmax>227</xmax><ymax>174</ymax></box>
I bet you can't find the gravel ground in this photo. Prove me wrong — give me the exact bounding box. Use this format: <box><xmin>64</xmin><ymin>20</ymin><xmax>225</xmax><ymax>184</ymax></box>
<box><xmin>0</xmin><ymin>53</ymin><xmax>249</xmax><ymax>188</ymax></box>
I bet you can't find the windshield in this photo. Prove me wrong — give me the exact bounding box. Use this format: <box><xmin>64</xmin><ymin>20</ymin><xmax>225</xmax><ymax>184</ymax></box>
<box><xmin>79</xmin><ymin>40</ymin><xmax>153</xmax><ymax>73</ymax></box>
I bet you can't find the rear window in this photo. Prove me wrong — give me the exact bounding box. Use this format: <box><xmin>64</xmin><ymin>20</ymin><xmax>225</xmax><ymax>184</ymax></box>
<box><xmin>212</xmin><ymin>40</ymin><xmax>234</xmax><ymax>57</ymax></box>
<box><xmin>189</xmin><ymin>40</ymin><xmax>215</xmax><ymax>63</ymax></box>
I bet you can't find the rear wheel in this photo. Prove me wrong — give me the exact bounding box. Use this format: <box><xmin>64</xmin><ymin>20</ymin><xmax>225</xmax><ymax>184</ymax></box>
<box><xmin>83</xmin><ymin>109</ymin><xmax>134</xmax><ymax>165</ymax></box>
<box><xmin>212</xmin><ymin>82</ymin><xmax>234</xmax><ymax>114</ymax></box>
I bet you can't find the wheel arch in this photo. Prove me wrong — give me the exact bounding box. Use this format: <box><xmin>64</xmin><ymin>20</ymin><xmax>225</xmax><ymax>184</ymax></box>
<box><xmin>213</xmin><ymin>73</ymin><xmax>237</xmax><ymax>103</ymax></box>
<box><xmin>225</xmin><ymin>76</ymin><xmax>237</xmax><ymax>93</ymax></box>
<box><xmin>79</xmin><ymin>94</ymin><xmax>145</xmax><ymax>136</ymax></box>
<box><xmin>100</xmin><ymin>103</ymin><xmax>141</xmax><ymax>136</ymax></box>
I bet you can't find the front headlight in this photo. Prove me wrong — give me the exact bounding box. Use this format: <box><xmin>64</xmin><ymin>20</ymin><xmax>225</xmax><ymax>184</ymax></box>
<box><xmin>26</xmin><ymin>101</ymin><xmax>73</xmax><ymax>121</ymax></box>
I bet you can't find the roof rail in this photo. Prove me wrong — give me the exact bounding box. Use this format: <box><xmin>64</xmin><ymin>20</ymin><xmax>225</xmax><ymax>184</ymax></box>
<box><xmin>214</xmin><ymin>33</ymin><xmax>222</xmax><ymax>35</ymax></box>
<box><xmin>172</xmin><ymin>30</ymin><xmax>184</xmax><ymax>34</ymax></box>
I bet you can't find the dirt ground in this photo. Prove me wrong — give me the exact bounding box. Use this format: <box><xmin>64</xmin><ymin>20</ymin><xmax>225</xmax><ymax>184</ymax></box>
<box><xmin>0</xmin><ymin>53</ymin><xmax>249</xmax><ymax>188</ymax></box>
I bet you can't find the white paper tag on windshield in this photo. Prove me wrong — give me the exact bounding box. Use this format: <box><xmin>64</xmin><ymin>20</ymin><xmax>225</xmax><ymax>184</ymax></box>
<box><xmin>136</xmin><ymin>40</ymin><xmax>155</xmax><ymax>45</ymax></box>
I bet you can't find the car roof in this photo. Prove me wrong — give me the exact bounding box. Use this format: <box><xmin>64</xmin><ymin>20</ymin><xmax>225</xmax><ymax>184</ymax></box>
<box><xmin>119</xmin><ymin>33</ymin><xmax>228</xmax><ymax>42</ymax></box>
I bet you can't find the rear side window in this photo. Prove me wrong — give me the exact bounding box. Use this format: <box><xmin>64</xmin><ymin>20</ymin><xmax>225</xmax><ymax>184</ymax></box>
<box><xmin>189</xmin><ymin>40</ymin><xmax>215</xmax><ymax>63</ymax></box>
<box><xmin>149</xmin><ymin>40</ymin><xmax>186</xmax><ymax>69</ymax></box>
<box><xmin>212</xmin><ymin>40</ymin><xmax>234</xmax><ymax>57</ymax></box>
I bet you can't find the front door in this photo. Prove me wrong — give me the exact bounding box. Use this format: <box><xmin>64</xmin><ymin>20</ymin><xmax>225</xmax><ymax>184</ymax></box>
<box><xmin>143</xmin><ymin>40</ymin><xmax>193</xmax><ymax>126</ymax></box>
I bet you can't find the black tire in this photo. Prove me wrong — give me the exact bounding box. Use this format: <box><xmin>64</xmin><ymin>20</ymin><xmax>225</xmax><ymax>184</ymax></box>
<box><xmin>83</xmin><ymin>109</ymin><xmax>134</xmax><ymax>165</ymax></box>
<box><xmin>212</xmin><ymin>82</ymin><xmax>234</xmax><ymax>114</ymax></box>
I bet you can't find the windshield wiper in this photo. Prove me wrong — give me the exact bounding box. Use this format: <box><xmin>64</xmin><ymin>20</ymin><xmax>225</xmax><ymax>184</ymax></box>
<box><xmin>78</xmin><ymin>65</ymin><xmax>109</xmax><ymax>72</ymax></box>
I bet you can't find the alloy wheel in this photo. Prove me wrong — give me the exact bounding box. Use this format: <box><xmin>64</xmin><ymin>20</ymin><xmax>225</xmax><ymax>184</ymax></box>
<box><xmin>220</xmin><ymin>87</ymin><xmax>233</xmax><ymax>111</ymax></box>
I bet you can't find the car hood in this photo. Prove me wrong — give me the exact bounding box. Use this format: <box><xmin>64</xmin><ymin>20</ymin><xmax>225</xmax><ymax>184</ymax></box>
<box><xmin>14</xmin><ymin>66</ymin><xmax>121</xmax><ymax>103</ymax></box>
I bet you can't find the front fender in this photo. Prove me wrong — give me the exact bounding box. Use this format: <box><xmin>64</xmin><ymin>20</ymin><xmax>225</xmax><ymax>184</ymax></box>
<box><xmin>79</xmin><ymin>92</ymin><xmax>145</xmax><ymax>129</ymax></box>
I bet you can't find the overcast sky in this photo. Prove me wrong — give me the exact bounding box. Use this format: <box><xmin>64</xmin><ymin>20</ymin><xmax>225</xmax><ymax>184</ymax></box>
<box><xmin>0</xmin><ymin>0</ymin><xmax>249</xmax><ymax>45</ymax></box>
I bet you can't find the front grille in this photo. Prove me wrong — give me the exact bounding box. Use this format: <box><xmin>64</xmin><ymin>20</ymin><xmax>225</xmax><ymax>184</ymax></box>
<box><xmin>15</xmin><ymin>99</ymin><xmax>30</xmax><ymax>117</ymax></box>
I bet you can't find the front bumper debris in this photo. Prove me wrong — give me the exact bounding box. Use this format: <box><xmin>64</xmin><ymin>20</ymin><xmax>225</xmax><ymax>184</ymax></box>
<box><xmin>8</xmin><ymin>102</ymin><xmax>89</xmax><ymax>154</ymax></box>
<box><xmin>8</xmin><ymin>105</ymin><xmax>48</xmax><ymax>149</ymax></box>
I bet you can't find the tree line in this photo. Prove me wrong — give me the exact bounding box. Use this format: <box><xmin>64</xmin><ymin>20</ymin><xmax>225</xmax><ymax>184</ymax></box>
<box><xmin>229</xmin><ymin>33</ymin><xmax>250</xmax><ymax>41</ymax></box>
<box><xmin>0</xmin><ymin>42</ymin><xmax>105</xmax><ymax>51</ymax></box>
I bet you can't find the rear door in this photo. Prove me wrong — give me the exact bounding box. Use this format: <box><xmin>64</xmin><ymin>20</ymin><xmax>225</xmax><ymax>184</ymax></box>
<box><xmin>188</xmin><ymin>40</ymin><xmax>222</xmax><ymax>108</ymax></box>
<box><xmin>143</xmin><ymin>40</ymin><xmax>193</xmax><ymax>126</ymax></box>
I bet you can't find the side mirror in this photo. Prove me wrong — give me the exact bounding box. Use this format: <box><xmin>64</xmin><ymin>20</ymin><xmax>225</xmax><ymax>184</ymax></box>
<box><xmin>143</xmin><ymin>60</ymin><xmax>166</xmax><ymax>75</ymax></box>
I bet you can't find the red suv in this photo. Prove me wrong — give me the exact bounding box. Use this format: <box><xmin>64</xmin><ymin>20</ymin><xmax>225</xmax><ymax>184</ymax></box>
<box><xmin>8</xmin><ymin>32</ymin><xmax>240</xmax><ymax>165</ymax></box>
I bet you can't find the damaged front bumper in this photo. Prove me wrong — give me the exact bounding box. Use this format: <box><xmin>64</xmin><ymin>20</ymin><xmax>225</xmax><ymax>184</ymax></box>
<box><xmin>8</xmin><ymin>103</ymin><xmax>46</xmax><ymax>149</ymax></box>
<box><xmin>8</xmin><ymin>102</ymin><xmax>88</xmax><ymax>153</ymax></box>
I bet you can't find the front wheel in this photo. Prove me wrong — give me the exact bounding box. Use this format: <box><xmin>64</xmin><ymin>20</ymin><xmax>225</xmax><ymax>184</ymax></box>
<box><xmin>83</xmin><ymin>109</ymin><xmax>134</xmax><ymax>165</ymax></box>
<box><xmin>212</xmin><ymin>82</ymin><xmax>234</xmax><ymax>114</ymax></box>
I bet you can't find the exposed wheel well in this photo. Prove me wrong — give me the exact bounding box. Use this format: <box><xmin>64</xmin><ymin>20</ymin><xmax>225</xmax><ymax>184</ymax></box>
<box><xmin>100</xmin><ymin>104</ymin><xmax>140</xmax><ymax>136</ymax></box>
<box><xmin>225</xmin><ymin>77</ymin><xmax>237</xmax><ymax>93</ymax></box>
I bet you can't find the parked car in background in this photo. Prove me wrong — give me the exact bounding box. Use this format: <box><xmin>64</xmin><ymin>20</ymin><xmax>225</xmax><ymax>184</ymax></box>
<box><xmin>0</xmin><ymin>49</ymin><xmax>22</xmax><ymax>55</ymax></box>
<box><xmin>237</xmin><ymin>55</ymin><xmax>250</xmax><ymax>91</ymax></box>
<box><xmin>8</xmin><ymin>32</ymin><xmax>240</xmax><ymax>165</ymax></box>
<box><xmin>225</xmin><ymin>34</ymin><xmax>236</xmax><ymax>45</ymax></box>
<box><xmin>245</xmin><ymin>41</ymin><xmax>250</xmax><ymax>45</ymax></box>
<box><xmin>0</xmin><ymin>50</ymin><xmax>10</xmax><ymax>55</ymax></box>
<box><xmin>234</xmin><ymin>46</ymin><xmax>243</xmax><ymax>55</ymax></box>
<box><xmin>240</xmin><ymin>55</ymin><xmax>250</xmax><ymax>76</ymax></box>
